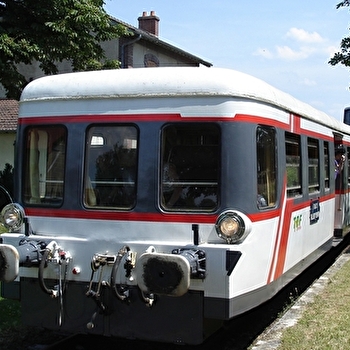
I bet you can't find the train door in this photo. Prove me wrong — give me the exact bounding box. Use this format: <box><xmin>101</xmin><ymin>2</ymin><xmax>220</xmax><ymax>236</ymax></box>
<box><xmin>334</xmin><ymin>134</ymin><xmax>347</xmax><ymax>237</ymax></box>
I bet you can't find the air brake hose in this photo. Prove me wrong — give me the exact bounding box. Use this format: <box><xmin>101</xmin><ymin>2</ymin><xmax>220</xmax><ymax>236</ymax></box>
<box><xmin>38</xmin><ymin>249</ymin><xmax>56</xmax><ymax>296</ymax></box>
<box><xmin>110</xmin><ymin>246</ymin><xmax>130</xmax><ymax>301</ymax></box>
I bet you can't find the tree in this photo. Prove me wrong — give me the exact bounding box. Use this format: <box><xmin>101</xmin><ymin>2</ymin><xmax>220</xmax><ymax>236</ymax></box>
<box><xmin>329</xmin><ymin>1</ymin><xmax>350</xmax><ymax>68</ymax></box>
<box><xmin>0</xmin><ymin>163</ymin><xmax>14</xmax><ymax>197</ymax></box>
<box><xmin>0</xmin><ymin>0</ymin><xmax>128</xmax><ymax>99</ymax></box>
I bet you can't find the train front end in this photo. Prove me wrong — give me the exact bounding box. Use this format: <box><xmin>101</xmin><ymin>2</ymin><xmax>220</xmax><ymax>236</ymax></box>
<box><xmin>0</xmin><ymin>116</ymin><xmax>250</xmax><ymax>345</ymax></box>
<box><xmin>0</xmin><ymin>68</ymin><xmax>336</xmax><ymax>344</ymax></box>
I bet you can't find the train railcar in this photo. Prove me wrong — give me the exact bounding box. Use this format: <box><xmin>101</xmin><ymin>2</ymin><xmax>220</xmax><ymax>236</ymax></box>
<box><xmin>0</xmin><ymin>67</ymin><xmax>350</xmax><ymax>345</ymax></box>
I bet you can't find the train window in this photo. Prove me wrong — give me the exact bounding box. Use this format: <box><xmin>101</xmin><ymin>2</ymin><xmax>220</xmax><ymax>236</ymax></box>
<box><xmin>324</xmin><ymin>142</ymin><xmax>330</xmax><ymax>190</ymax></box>
<box><xmin>256</xmin><ymin>126</ymin><xmax>276</xmax><ymax>208</ymax></box>
<box><xmin>307</xmin><ymin>138</ymin><xmax>320</xmax><ymax>193</ymax></box>
<box><xmin>285</xmin><ymin>133</ymin><xmax>302</xmax><ymax>197</ymax></box>
<box><xmin>160</xmin><ymin>124</ymin><xmax>220</xmax><ymax>211</ymax></box>
<box><xmin>84</xmin><ymin>125</ymin><xmax>138</xmax><ymax>209</ymax></box>
<box><xmin>348</xmin><ymin>147</ymin><xmax>350</xmax><ymax>188</ymax></box>
<box><xmin>256</xmin><ymin>126</ymin><xmax>277</xmax><ymax>208</ymax></box>
<box><xmin>23</xmin><ymin>126</ymin><xmax>67</xmax><ymax>206</ymax></box>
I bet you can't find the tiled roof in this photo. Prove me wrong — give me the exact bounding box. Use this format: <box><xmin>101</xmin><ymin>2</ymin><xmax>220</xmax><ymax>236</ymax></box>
<box><xmin>0</xmin><ymin>99</ymin><xmax>18</xmax><ymax>132</ymax></box>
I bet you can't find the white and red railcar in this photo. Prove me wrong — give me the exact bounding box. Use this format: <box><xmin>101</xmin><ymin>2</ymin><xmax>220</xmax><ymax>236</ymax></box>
<box><xmin>0</xmin><ymin>67</ymin><xmax>349</xmax><ymax>344</ymax></box>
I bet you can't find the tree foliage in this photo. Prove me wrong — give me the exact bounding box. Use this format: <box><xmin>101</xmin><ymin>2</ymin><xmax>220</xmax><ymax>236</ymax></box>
<box><xmin>329</xmin><ymin>1</ymin><xmax>350</xmax><ymax>68</ymax></box>
<box><xmin>0</xmin><ymin>0</ymin><xmax>127</xmax><ymax>99</ymax></box>
<box><xmin>0</xmin><ymin>163</ymin><xmax>13</xmax><ymax>197</ymax></box>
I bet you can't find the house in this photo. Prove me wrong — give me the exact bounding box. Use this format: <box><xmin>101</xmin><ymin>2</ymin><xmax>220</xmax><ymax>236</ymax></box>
<box><xmin>113</xmin><ymin>11</ymin><xmax>212</xmax><ymax>69</ymax></box>
<box><xmin>0</xmin><ymin>99</ymin><xmax>18</xmax><ymax>172</ymax></box>
<box><xmin>0</xmin><ymin>11</ymin><xmax>212</xmax><ymax>171</ymax></box>
<box><xmin>3</xmin><ymin>11</ymin><xmax>212</xmax><ymax>87</ymax></box>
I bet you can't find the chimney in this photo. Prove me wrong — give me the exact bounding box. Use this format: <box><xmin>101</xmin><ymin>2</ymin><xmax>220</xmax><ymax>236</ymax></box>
<box><xmin>138</xmin><ymin>11</ymin><xmax>160</xmax><ymax>36</ymax></box>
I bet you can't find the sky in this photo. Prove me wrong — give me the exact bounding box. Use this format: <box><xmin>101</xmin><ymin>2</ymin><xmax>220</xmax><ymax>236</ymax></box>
<box><xmin>104</xmin><ymin>1</ymin><xmax>350</xmax><ymax>121</ymax></box>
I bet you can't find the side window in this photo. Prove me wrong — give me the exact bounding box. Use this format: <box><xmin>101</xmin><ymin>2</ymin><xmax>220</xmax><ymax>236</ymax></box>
<box><xmin>308</xmin><ymin>138</ymin><xmax>319</xmax><ymax>193</ymax></box>
<box><xmin>84</xmin><ymin>125</ymin><xmax>138</xmax><ymax>209</ymax></box>
<box><xmin>286</xmin><ymin>132</ymin><xmax>302</xmax><ymax>197</ymax></box>
<box><xmin>324</xmin><ymin>142</ymin><xmax>330</xmax><ymax>191</ymax></box>
<box><xmin>335</xmin><ymin>143</ymin><xmax>345</xmax><ymax>190</ymax></box>
<box><xmin>24</xmin><ymin>126</ymin><xmax>67</xmax><ymax>206</ymax></box>
<box><xmin>256</xmin><ymin>126</ymin><xmax>276</xmax><ymax>208</ymax></box>
<box><xmin>348</xmin><ymin>147</ymin><xmax>350</xmax><ymax>189</ymax></box>
<box><xmin>160</xmin><ymin>124</ymin><xmax>220</xmax><ymax>211</ymax></box>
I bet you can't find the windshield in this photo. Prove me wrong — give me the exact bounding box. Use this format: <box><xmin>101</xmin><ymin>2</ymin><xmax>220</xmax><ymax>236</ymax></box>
<box><xmin>83</xmin><ymin>125</ymin><xmax>138</xmax><ymax>209</ymax></box>
<box><xmin>23</xmin><ymin>126</ymin><xmax>67</xmax><ymax>206</ymax></box>
<box><xmin>160</xmin><ymin>124</ymin><xmax>220</xmax><ymax>211</ymax></box>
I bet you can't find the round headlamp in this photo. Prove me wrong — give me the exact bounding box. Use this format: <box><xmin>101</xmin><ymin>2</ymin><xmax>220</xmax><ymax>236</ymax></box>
<box><xmin>215</xmin><ymin>211</ymin><xmax>251</xmax><ymax>244</ymax></box>
<box><xmin>1</xmin><ymin>203</ymin><xmax>25</xmax><ymax>232</ymax></box>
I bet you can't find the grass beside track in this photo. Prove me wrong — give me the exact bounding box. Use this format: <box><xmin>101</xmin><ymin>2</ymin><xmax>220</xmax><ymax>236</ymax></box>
<box><xmin>0</xmin><ymin>294</ymin><xmax>20</xmax><ymax>329</ymax></box>
<box><xmin>0</xmin><ymin>224</ymin><xmax>6</xmax><ymax>234</ymax></box>
<box><xmin>278</xmin><ymin>255</ymin><xmax>350</xmax><ymax>349</ymax></box>
<box><xmin>0</xmin><ymin>288</ymin><xmax>25</xmax><ymax>349</ymax></box>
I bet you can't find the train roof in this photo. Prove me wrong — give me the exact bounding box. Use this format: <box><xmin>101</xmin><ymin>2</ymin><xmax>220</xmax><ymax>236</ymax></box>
<box><xmin>20</xmin><ymin>67</ymin><xmax>348</xmax><ymax>133</ymax></box>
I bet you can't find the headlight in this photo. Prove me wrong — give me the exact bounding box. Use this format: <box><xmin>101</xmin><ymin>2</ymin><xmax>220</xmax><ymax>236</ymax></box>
<box><xmin>0</xmin><ymin>203</ymin><xmax>25</xmax><ymax>232</ymax></box>
<box><xmin>215</xmin><ymin>211</ymin><xmax>251</xmax><ymax>244</ymax></box>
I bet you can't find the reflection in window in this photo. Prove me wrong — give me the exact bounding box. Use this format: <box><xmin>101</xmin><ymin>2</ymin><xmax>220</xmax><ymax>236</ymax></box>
<box><xmin>286</xmin><ymin>133</ymin><xmax>302</xmax><ymax>197</ymax></box>
<box><xmin>308</xmin><ymin>138</ymin><xmax>319</xmax><ymax>193</ymax></box>
<box><xmin>256</xmin><ymin>126</ymin><xmax>276</xmax><ymax>208</ymax></box>
<box><xmin>84</xmin><ymin>125</ymin><xmax>138</xmax><ymax>209</ymax></box>
<box><xmin>161</xmin><ymin>124</ymin><xmax>220</xmax><ymax>211</ymax></box>
<box><xmin>24</xmin><ymin>126</ymin><xmax>67</xmax><ymax>205</ymax></box>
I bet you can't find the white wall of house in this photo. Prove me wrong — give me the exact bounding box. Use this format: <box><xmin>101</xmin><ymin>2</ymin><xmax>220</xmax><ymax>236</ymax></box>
<box><xmin>133</xmin><ymin>44</ymin><xmax>191</xmax><ymax>68</ymax></box>
<box><xmin>0</xmin><ymin>133</ymin><xmax>16</xmax><ymax>170</ymax></box>
<box><xmin>101</xmin><ymin>38</ymin><xmax>119</xmax><ymax>61</ymax></box>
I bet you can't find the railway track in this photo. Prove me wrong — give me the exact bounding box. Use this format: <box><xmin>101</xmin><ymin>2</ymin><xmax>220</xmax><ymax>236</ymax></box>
<box><xmin>29</xmin><ymin>234</ymin><xmax>350</xmax><ymax>350</ymax></box>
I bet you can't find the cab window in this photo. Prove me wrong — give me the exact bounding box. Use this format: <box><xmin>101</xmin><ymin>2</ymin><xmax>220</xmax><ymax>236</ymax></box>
<box><xmin>84</xmin><ymin>125</ymin><xmax>138</xmax><ymax>209</ymax></box>
<box><xmin>256</xmin><ymin>126</ymin><xmax>276</xmax><ymax>208</ymax></box>
<box><xmin>23</xmin><ymin>126</ymin><xmax>67</xmax><ymax>206</ymax></box>
<box><xmin>160</xmin><ymin>124</ymin><xmax>220</xmax><ymax>211</ymax></box>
